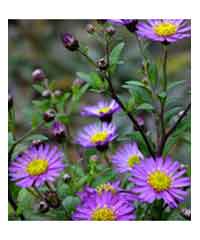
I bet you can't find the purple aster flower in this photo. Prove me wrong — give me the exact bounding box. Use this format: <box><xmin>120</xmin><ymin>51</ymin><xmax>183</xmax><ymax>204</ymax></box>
<box><xmin>81</xmin><ymin>99</ymin><xmax>120</xmax><ymax>123</ymax></box>
<box><xmin>112</xmin><ymin>142</ymin><xmax>144</xmax><ymax>173</ymax></box>
<box><xmin>72</xmin><ymin>191</ymin><xmax>135</xmax><ymax>220</ymax></box>
<box><xmin>51</xmin><ymin>121</ymin><xmax>66</xmax><ymax>142</ymax></box>
<box><xmin>9</xmin><ymin>144</ymin><xmax>65</xmax><ymax>188</ymax></box>
<box><xmin>75</xmin><ymin>122</ymin><xmax>117</xmax><ymax>151</ymax></box>
<box><xmin>107</xmin><ymin>19</ymin><xmax>138</xmax><ymax>32</ymax></box>
<box><xmin>77</xmin><ymin>180</ymin><xmax>138</xmax><ymax>203</ymax></box>
<box><xmin>130</xmin><ymin>156</ymin><xmax>190</xmax><ymax>208</ymax></box>
<box><xmin>136</xmin><ymin>19</ymin><xmax>190</xmax><ymax>43</ymax></box>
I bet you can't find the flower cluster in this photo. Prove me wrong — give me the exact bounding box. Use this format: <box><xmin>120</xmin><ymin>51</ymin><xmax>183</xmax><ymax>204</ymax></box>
<box><xmin>8</xmin><ymin>19</ymin><xmax>191</xmax><ymax>221</ymax></box>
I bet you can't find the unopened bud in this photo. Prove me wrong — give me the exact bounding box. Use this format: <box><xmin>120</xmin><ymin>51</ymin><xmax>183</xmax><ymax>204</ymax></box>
<box><xmin>54</xmin><ymin>89</ymin><xmax>62</xmax><ymax>97</ymax></box>
<box><xmin>42</xmin><ymin>89</ymin><xmax>51</xmax><ymax>98</ymax></box>
<box><xmin>51</xmin><ymin>121</ymin><xmax>66</xmax><ymax>142</ymax></box>
<box><xmin>63</xmin><ymin>173</ymin><xmax>71</xmax><ymax>183</ymax></box>
<box><xmin>8</xmin><ymin>92</ymin><xmax>13</xmax><ymax>110</ymax></box>
<box><xmin>62</xmin><ymin>32</ymin><xmax>79</xmax><ymax>51</ymax></box>
<box><xmin>105</xmin><ymin>26</ymin><xmax>116</xmax><ymax>36</ymax></box>
<box><xmin>180</xmin><ymin>208</ymin><xmax>191</xmax><ymax>220</ymax></box>
<box><xmin>45</xmin><ymin>191</ymin><xmax>60</xmax><ymax>209</ymax></box>
<box><xmin>43</xmin><ymin>109</ymin><xmax>56</xmax><ymax>122</ymax></box>
<box><xmin>97</xmin><ymin>57</ymin><xmax>108</xmax><ymax>71</ymax></box>
<box><xmin>32</xmin><ymin>68</ymin><xmax>46</xmax><ymax>82</ymax></box>
<box><xmin>86</xmin><ymin>24</ymin><xmax>95</xmax><ymax>34</ymax></box>
<box><xmin>38</xmin><ymin>201</ymin><xmax>49</xmax><ymax>213</ymax></box>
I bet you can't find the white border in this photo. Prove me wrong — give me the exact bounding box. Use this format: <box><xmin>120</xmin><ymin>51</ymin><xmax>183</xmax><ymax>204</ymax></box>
<box><xmin>1</xmin><ymin>1</ymin><xmax>199</xmax><ymax>240</ymax></box>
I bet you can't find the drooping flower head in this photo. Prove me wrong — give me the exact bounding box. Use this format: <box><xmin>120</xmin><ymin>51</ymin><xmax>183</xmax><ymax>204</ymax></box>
<box><xmin>72</xmin><ymin>191</ymin><xmax>135</xmax><ymax>220</ymax></box>
<box><xmin>136</xmin><ymin>19</ymin><xmax>190</xmax><ymax>43</ymax></box>
<box><xmin>51</xmin><ymin>121</ymin><xmax>66</xmax><ymax>142</ymax></box>
<box><xmin>9</xmin><ymin>144</ymin><xmax>65</xmax><ymax>188</ymax></box>
<box><xmin>76</xmin><ymin>122</ymin><xmax>117</xmax><ymax>151</ymax></box>
<box><xmin>107</xmin><ymin>19</ymin><xmax>139</xmax><ymax>32</ymax></box>
<box><xmin>112</xmin><ymin>142</ymin><xmax>144</xmax><ymax>173</ymax></box>
<box><xmin>130</xmin><ymin>156</ymin><xmax>190</xmax><ymax>208</ymax></box>
<box><xmin>81</xmin><ymin>99</ymin><xmax>120</xmax><ymax>123</ymax></box>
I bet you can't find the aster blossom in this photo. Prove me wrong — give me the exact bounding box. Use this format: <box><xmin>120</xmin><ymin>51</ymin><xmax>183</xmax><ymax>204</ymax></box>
<box><xmin>81</xmin><ymin>99</ymin><xmax>120</xmax><ymax>123</ymax></box>
<box><xmin>75</xmin><ymin>122</ymin><xmax>117</xmax><ymax>151</ymax></box>
<box><xmin>72</xmin><ymin>191</ymin><xmax>135</xmax><ymax>220</ymax></box>
<box><xmin>107</xmin><ymin>19</ymin><xmax>138</xmax><ymax>32</ymax></box>
<box><xmin>136</xmin><ymin>19</ymin><xmax>190</xmax><ymax>43</ymax></box>
<box><xmin>112</xmin><ymin>142</ymin><xmax>144</xmax><ymax>173</ymax></box>
<box><xmin>9</xmin><ymin>144</ymin><xmax>65</xmax><ymax>188</ymax></box>
<box><xmin>130</xmin><ymin>156</ymin><xmax>190</xmax><ymax>208</ymax></box>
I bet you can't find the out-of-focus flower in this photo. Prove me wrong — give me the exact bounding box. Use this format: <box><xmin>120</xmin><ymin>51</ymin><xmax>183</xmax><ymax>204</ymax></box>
<box><xmin>54</xmin><ymin>89</ymin><xmax>62</xmax><ymax>97</ymax></box>
<box><xmin>72</xmin><ymin>191</ymin><xmax>135</xmax><ymax>220</ymax></box>
<box><xmin>42</xmin><ymin>89</ymin><xmax>52</xmax><ymax>98</ymax></box>
<box><xmin>75</xmin><ymin>122</ymin><xmax>117</xmax><ymax>151</ymax></box>
<box><xmin>32</xmin><ymin>68</ymin><xmax>46</xmax><ymax>82</ymax></box>
<box><xmin>51</xmin><ymin>121</ymin><xmax>66</xmax><ymax>142</ymax></box>
<box><xmin>130</xmin><ymin>156</ymin><xmax>190</xmax><ymax>208</ymax></box>
<box><xmin>62</xmin><ymin>32</ymin><xmax>79</xmax><ymax>51</ymax></box>
<box><xmin>107</xmin><ymin>19</ymin><xmax>138</xmax><ymax>32</ymax></box>
<box><xmin>72</xmin><ymin>78</ymin><xmax>86</xmax><ymax>87</ymax></box>
<box><xmin>81</xmin><ymin>99</ymin><xmax>120</xmax><ymax>123</ymax></box>
<box><xmin>105</xmin><ymin>26</ymin><xmax>116</xmax><ymax>36</ymax></box>
<box><xmin>9</xmin><ymin>144</ymin><xmax>65</xmax><ymax>188</ymax></box>
<box><xmin>136</xmin><ymin>19</ymin><xmax>190</xmax><ymax>43</ymax></box>
<box><xmin>112</xmin><ymin>142</ymin><xmax>144</xmax><ymax>173</ymax></box>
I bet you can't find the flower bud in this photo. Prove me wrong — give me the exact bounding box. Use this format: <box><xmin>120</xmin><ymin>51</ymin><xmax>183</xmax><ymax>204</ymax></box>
<box><xmin>73</xmin><ymin>78</ymin><xmax>86</xmax><ymax>87</ymax></box>
<box><xmin>54</xmin><ymin>89</ymin><xmax>62</xmax><ymax>97</ymax></box>
<box><xmin>62</xmin><ymin>33</ymin><xmax>79</xmax><ymax>51</ymax></box>
<box><xmin>125</xmin><ymin>20</ymin><xmax>138</xmax><ymax>33</ymax></box>
<box><xmin>51</xmin><ymin>121</ymin><xmax>66</xmax><ymax>142</ymax></box>
<box><xmin>32</xmin><ymin>68</ymin><xmax>46</xmax><ymax>82</ymax></box>
<box><xmin>45</xmin><ymin>191</ymin><xmax>60</xmax><ymax>209</ymax></box>
<box><xmin>97</xmin><ymin>57</ymin><xmax>108</xmax><ymax>71</ymax></box>
<box><xmin>42</xmin><ymin>89</ymin><xmax>52</xmax><ymax>98</ymax></box>
<box><xmin>105</xmin><ymin>26</ymin><xmax>116</xmax><ymax>36</ymax></box>
<box><xmin>38</xmin><ymin>201</ymin><xmax>49</xmax><ymax>213</ymax></box>
<box><xmin>180</xmin><ymin>208</ymin><xmax>191</xmax><ymax>220</ymax></box>
<box><xmin>43</xmin><ymin>109</ymin><xmax>56</xmax><ymax>122</ymax></box>
<box><xmin>8</xmin><ymin>92</ymin><xmax>13</xmax><ymax>110</ymax></box>
<box><xmin>86</xmin><ymin>24</ymin><xmax>95</xmax><ymax>34</ymax></box>
<box><xmin>63</xmin><ymin>173</ymin><xmax>71</xmax><ymax>183</ymax></box>
<box><xmin>32</xmin><ymin>139</ymin><xmax>44</xmax><ymax>148</ymax></box>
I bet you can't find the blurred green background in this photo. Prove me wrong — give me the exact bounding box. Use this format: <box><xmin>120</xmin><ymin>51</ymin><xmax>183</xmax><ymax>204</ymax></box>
<box><xmin>8</xmin><ymin>19</ymin><xmax>191</xmax><ymax>161</ymax></box>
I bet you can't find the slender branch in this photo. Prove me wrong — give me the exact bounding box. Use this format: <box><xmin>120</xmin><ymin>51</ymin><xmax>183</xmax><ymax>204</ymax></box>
<box><xmin>158</xmin><ymin>103</ymin><xmax>191</xmax><ymax>156</ymax></box>
<box><xmin>78</xmin><ymin>46</ymin><xmax>156</xmax><ymax>159</ymax></box>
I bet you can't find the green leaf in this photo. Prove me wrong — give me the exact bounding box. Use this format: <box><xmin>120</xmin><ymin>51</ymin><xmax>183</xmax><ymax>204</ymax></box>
<box><xmin>8</xmin><ymin>132</ymin><xmax>14</xmax><ymax>151</ymax></box>
<box><xmin>137</xmin><ymin>103</ymin><xmax>155</xmax><ymax>112</ymax></box>
<box><xmin>25</xmin><ymin>134</ymin><xmax>48</xmax><ymax>142</ymax></box>
<box><xmin>32</xmin><ymin>99</ymin><xmax>51</xmax><ymax>112</ymax></box>
<box><xmin>167</xmin><ymin>80</ymin><xmax>187</xmax><ymax>93</ymax></box>
<box><xmin>109</xmin><ymin>42</ymin><xmax>125</xmax><ymax>73</ymax></box>
<box><xmin>76</xmin><ymin>72</ymin><xmax>91</xmax><ymax>83</ymax></box>
<box><xmin>62</xmin><ymin>196</ymin><xmax>80</xmax><ymax>212</ymax></box>
<box><xmin>89</xmin><ymin>72</ymin><xmax>104</xmax><ymax>89</ymax></box>
<box><xmin>32</xmin><ymin>84</ymin><xmax>45</xmax><ymax>94</ymax></box>
<box><xmin>147</xmin><ymin>62</ymin><xmax>158</xmax><ymax>87</ymax></box>
<box><xmin>56</xmin><ymin>113</ymin><xmax>70</xmax><ymax>124</ymax></box>
<box><xmin>122</xmin><ymin>80</ymin><xmax>152</xmax><ymax>95</ymax></box>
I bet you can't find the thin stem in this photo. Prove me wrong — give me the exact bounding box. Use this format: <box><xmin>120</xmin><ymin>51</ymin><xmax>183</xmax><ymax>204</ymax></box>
<box><xmin>78</xmin><ymin>49</ymin><xmax>97</xmax><ymax>68</ymax></box>
<box><xmin>45</xmin><ymin>181</ymin><xmax>55</xmax><ymax>192</ymax></box>
<box><xmin>163</xmin><ymin>45</ymin><xmax>168</xmax><ymax>92</ymax></box>
<box><xmin>78</xmin><ymin>43</ymin><xmax>155</xmax><ymax>159</ymax></box>
<box><xmin>158</xmin><ymin>103</ymin><xmax>191</xmax><ymax>156</ymax></box>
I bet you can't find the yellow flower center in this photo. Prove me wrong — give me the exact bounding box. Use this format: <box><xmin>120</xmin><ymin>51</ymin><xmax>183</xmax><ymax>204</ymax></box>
<box><xmin>128</xmin><ymin>155</ymin><xmax>140</xmax><ymax>168</ymax></box>
<box><xmin>96</xmin><ymin>183</ymin><xmax>116</xmax><ymax>195</ymax></box>
<box><xmin>154</xmin><ymin>22</ymin><xmax>177</xmax><ymax>36</ymax></box>
<box><xmin>148</xmin><ymin>170</ymin><xmax>171</xmax><ymax>192</ymax></box>
<box><xmin>90</xmin><ymin>131</ymin><xmax>108</xmax><ymax>144</ymax></box>
<box><xmin>91</xmin><ymin>206</ymin><xmax>116</xmax><ymax>221</ymax></box>
<box><xmin>26</xmin><ymin>159</ymin><xmax>48</xmax><ymax>176</ymax></box>
<box><xmin>98</xmin><ymin>107</ymin><xmax>111</xmax><ymax>114</ymax></box>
